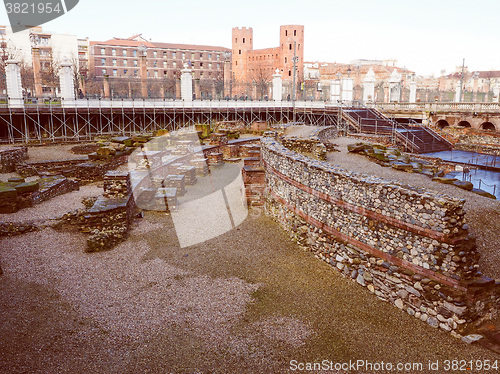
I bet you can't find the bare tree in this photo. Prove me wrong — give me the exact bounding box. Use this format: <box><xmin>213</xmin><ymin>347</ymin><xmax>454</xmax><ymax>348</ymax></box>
<box><xmin>250</xmin><ymin>62</ymin><xmax>272</xmax><ymax>100</ymax></box>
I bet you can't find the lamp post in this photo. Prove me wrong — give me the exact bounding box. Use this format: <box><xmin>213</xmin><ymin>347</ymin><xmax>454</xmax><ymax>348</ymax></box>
<box><xmin>292</xmin><ymin>41</ymin><xmax>298</xmax><ymax>122</ymax></box>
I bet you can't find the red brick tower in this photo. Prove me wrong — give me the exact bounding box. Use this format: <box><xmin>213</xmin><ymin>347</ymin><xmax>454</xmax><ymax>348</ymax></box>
<box><xmin>231</xmin><ymin>27</ymin><xmax>253</xmax><ymax>83</ymax></box>
<box><xmin>279</xmin><ymin>25</ymin><xmax>304</xmax><ymax>81</ymax></box>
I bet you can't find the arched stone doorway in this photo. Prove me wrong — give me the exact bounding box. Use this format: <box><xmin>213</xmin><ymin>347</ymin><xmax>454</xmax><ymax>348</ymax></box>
<box><xmin>457</xmin><ymin>121</ymin><xmax>471</xmax><ymax>128</ymax></box>
<box><xmin>436</xmin><ymin>119</ymin><xmax>449</xmax><ymax>129</ymax></box>
<box><xmin>481</xmin><ymin>122</ymin><xmax>497</xmax><ymax>131</ymax></box>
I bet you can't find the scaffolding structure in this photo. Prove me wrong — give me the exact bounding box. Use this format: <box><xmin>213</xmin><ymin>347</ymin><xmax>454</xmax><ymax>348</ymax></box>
<box><xmin>0</xmin><ymin>100</ymin><xmax>341</xmax><ymax>143</ymax></box>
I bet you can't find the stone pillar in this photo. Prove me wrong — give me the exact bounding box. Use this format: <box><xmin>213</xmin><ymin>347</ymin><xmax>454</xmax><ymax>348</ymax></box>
<box><xmin>455</xmin><ymin>83</ymin><xmax>462</xmax><ymax>102</ymax></box>
<box><xmin>5</xmin><ymin>60</ymin><xmax>24</xmax><ymax>108</ymax></box>
<box><xmin>224</xmin><ymin>59</ymin><xmax>231</xmax><ymax>98</ymax></box>
<box><xmin>103</xmin><ymin>76</ymin><xmax>110</xmax><ymax>98</ymax></box>
<box><xmin>362</xmin><ymin>68</ymin><xmax>376</xmax><ymax>103</ymax></box>
<box><xmin>272</xmin><ymin>69</ymin><xmax>282</xmax><ymax>102</ymax></box>
<box><xmin>181</xmin><ymin>63</ymin><xmax>193</xmax><ymax>102</ymax></box>
<box><xmin>409</xmin><ymin>81</ymin><xmax>417</xmax><ymax>102</ymax></box>
<box><xmin>492</xmin><ymin>83</ymin><xmax>500</xmax><ymax>103</ymax></box>
<box><xmin>388</xmin><ymin>69</ymin><xmax>401</xmax><ymax>102</ymax></box>
<box><xmin>140</xmin><ymin>55</ymin><xmax>148</xmax><ymax>98</ymax></box>
<box><xmin>341</xmin><ymin>78</ymin><xmax>353</xmax><ymax>102</ymax></box>
<box><xmin>31</xmin><ymin>47</ymin><xmax>43</xmax><ymax>98</ymax></box>
<box><xmin>175</xmin><ymin>78</ymin><xmax>181</xmax><ymax>99</ymax></box>
<box><xmin>59</xmin><ymin>61</ymin><xmax>75</xmax><ymax>101</ymax></box>
<box><xmin>330</xmin><ymin>80</ymin><xmax>341</xmax><ymax>103</ymax></box>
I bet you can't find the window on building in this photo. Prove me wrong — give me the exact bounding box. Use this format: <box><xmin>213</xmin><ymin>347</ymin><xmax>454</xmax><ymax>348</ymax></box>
<box><xmin>209</xmin><ymin>63</ymin><xmax>212</xmax><ymax>69</ymax></box>
<box><xmin>123</xmin><ymin>49</ymin><xmax>127</xmax><ymax>57</ymax></box>
<box><xmin>285</xmin><ymin>30</ymin><xmax>288</xmax><ymax>36</ymax></box>
<box><xmin>285</xmin><ymin>57</ymin><xmax>287</xmax><ymax>63</ymax></box>
<box><xmin>173</xmin><ymin>62</ymin><xmax>177</xmax><ymax>68</ymax></box>
<box><xmin>154</xmin><ymin>61</ymin><xmax>157</xmax><ymax>67</ymax></box>
<box><xmin>172</xmin><ymin>52</ymin><xmax>176</xmax><ymax>58</ymax></box>
<box><xmin>101</xmin><ymin>48</ymin><xmax>105</xmax><ymax>55</ymax></box>
<box><xmin>134</xmin><ymin>70</ymin><xmax>138</xmax><ymax>77</ymax></box>
<box><xmin>200</xmin><ymin>53</ymin><xmax>203</xmax><ymax>59</ymax></box>
<box><xmin>102</xmin><ymin>69</ymin><xmax>106</xmax><ymax>75</ymax></box>
<box><xmin>134</xmin><ymin>60</ymin><xmax>138</xmax><ymax>67</ymax></box>
<box><xmin>124</xmin><ymin>69</ymin><xmax>128</xmax><ymax>75</ymax></box>
<box><xmin>101</xmin><ymin>58</ymin><xmax>106</xmax><ymax>65</ymax></box>
<box><xmin>182</xmin><ymin>52</ymin><xmax>185</xmax><ymax>59</ymax></box>
<box><xmin>123</xmin><ymin>60</ymin><xmax>128</xmax><ymax>66</ymax></box>
<box><xmin>200</xmin><ymin>62</ymin><xmax>203</xmax><ymax>67</ymax></box>
<box><xmin>294</xmin><ymin>30</ymin><xmax>296</xmax><ymax>36</ymax></box>
<box><xmin>289</xmin><ymin>70</ymin><xmax>291</xmax><ymax>76</ymax></box>
<box><xmin>163</xmin><ymin>51</ymin><xmax>167</xmax><ymax>58</ymax></box>
<box><xmin>191</xmin><ymin>53</ymin><xmax>195</xmax><ymax>59</ymax></box>
<box><xmin>133</xmin><ymin>50</ymin><xmax>137</xmax><ymax>57</ymax></box>
<box><xmin>153</xmin><ymin>51</ymin><xmax>157</xmax><ymax>58</ymax></box>
<box><xmin>289</xmin><ymin>44</ymin><xmax>292</xmax><ymax>50</ymax></box>
<box><xmin>208</xmin><ymin>53</ymin><xmax>212</xmax><ymax>59</ymax></box>
<box><xmin>239</xmin><ymin>50</ymin><xmax>241</xmax><ymax>55</ymax></box>
<box><xmin>243</xmin><ymin>38</ymin><xmax>245</xmax><ymax>43</ymax></box>
<box><xmin>112</xmin><ymin>59</ymin><xmax>117</xmax><ymax>66</ymax></box>
<box><xmin>112</xmin><ymin>49</ymin><xmax>116</xmax><ymax>56</ymax></box>
<box><xmin>163</xmin><ymin>61</ymin><xmax>167</xmax><ymax>68</ymax></box>
<box><xmin>154</xmin><ymin>70</ymin><xmax>158</xmax><ymax>77</ymax></box>
<box><xmin>235</xmin><ymin>38</ymin><xmax>237</xmax><ymax>43</ymax></box>
<box><xmin>217</xmin><ymin>54</ymin><xmax>220</xmax><ymax>60</ymax></box>
<box><xmin>113</xmin><ymin>69</ymin><xmax>117</xmax><ymax>76</ymax></box>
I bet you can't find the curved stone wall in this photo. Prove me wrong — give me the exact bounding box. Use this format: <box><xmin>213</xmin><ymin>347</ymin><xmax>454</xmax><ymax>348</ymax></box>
<box><xmin>261</xmin><ymin>137</ymin><xmax>499</xmax><ymax>336</ymax></box>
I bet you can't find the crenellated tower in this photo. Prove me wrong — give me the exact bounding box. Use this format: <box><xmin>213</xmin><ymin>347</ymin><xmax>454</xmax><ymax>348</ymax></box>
<box><xmin>231</xmin><ymin>27</ymin><xmax>253</xmax><ymax>83</ymax></box>
<box><xmin>279</xmin><ymin>25</ymin><xmax>304</xmax><ymax>81</ymax></box>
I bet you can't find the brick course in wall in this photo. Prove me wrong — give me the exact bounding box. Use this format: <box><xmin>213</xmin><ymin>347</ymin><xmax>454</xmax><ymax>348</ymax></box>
<box><xmin>261</xmin><ymin>137</ymin><xmax>499</xmax><ymax>336</ymax></box>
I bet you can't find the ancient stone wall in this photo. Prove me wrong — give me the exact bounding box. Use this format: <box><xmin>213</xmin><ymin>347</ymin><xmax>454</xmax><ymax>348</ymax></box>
<box><xmin>261</xmin><ymin>137</ymin><xmax>499</xmax><ymax>336</ymax></box>
<box><xmin>0</xmin><ymin>147</ymin><xmax>28</xmax><ymax>172</ymax></box>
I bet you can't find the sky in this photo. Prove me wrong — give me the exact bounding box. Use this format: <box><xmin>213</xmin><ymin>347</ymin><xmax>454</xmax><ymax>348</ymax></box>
<box><xmin>1</xmin><ymin>0</ymin><xmax>499</xmax><ymax>77</ymax></box>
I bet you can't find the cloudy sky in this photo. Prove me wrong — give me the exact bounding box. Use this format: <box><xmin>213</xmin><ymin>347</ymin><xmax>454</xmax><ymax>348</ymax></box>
<box><xmin>1</xmin><ymin>0</ymin><xmax>499</xmax><ymax>76</ymax></box>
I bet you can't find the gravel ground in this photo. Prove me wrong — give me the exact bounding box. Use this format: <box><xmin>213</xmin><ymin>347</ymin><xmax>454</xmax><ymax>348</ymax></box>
<box><xmin>0</xmin><ymin>141</ymin><xmax>499</xmax><ymax>373</ymax></box>
<box><xmin>0</xmin><ymin>144</ymin><xmax>88</xmax><ymax>162</ymax></box>
<box><xmin>328</xmin><ymin>137</ymin><xmax>500</xmax><ymax>279</ymax></box>
<box><xmin>0</xmin><ymin>183</ymin><xmax>102</xmax><ymax>223</ymax></box>
<box><xmin>284</xmin><ymin>125</ymin><xmax>320</xmax><ymax>137</ymax></box>
<box><xmin>1</xmin><ymin>212</ymin><xmax>498</xmax><ymax>373</ymax></box>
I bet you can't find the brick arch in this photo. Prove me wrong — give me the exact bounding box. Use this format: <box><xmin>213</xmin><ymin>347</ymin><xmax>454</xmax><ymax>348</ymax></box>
<box><xmin>481</xmin><ymin>122</ymin><xmax>497</xmax><ymax>131</ymax></box>
<box><xmin>457</xmin><ymin>120</ymin><xmax>471</xmax><ymax>128</ymax></box>
<box><xmin>436</xmin><ymin>119</ymin><xmax>450</xmax><ymax>129</ymax></box>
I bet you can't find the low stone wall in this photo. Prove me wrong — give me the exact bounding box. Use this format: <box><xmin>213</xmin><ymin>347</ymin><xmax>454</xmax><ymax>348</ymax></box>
<box><xmin>0</xmin><ymin>221</ymin><xmax>39</xmax><ymax>236</ymax></box>
<box><xmin>455</xmin><ymin>143</ymin><xmax>500</xmax><ymax>156</ymax></box>
<box><xmin>16</xmin><ymin>155</ymin><xmax>128</xmax><ymax>183</ymax></box>
<box><xmin>0</xmin><ymin>147</ymin><xmax>28</xmax><ymax>172</ymax></box>
<box><xmin>455</xmin><ymin>132</ymin><xmax>500</xmax><ymax>156</ymax></box>
<box><xmin>261</xmin><ymin>138</ymin><xmax>499</xmax><ymax>336</ymax></box>
<box><xmin>63</xmin><ymin>172</ymin><xmax>135</xmax><ymax>252</ymax></box>
<box><xmin>281</xmin><ymin>136</ymin><xmax>327</xmax><ymax>161</ymax></box>
<box><xmin>0</xmin><ymin>175</ymin><xmax>79</xmax><ymax>213</ymax></box>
